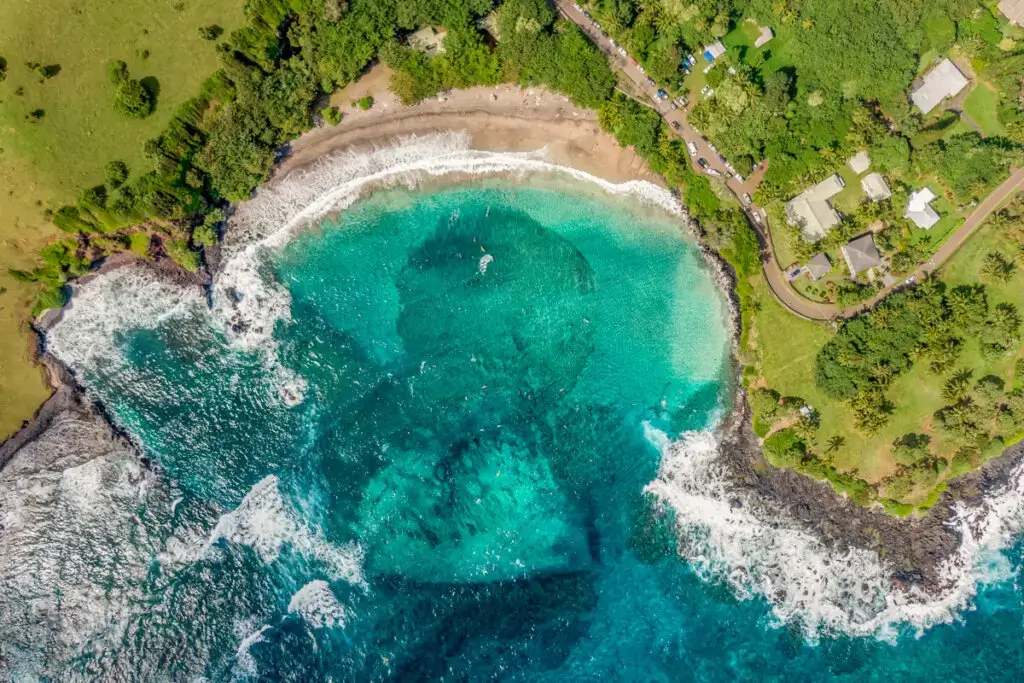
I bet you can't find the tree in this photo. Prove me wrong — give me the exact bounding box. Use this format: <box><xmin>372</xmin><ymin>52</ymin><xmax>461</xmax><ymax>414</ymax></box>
<box><xmin>107</xmin><ymin>59</ymin><xmax>129</xmax><ymax>85</ymax></box>
<box><xmin>826</xmin><ymin>435</ymin><xmax>846</xmax><ymax>453</ymax></box>
<box><xmin>942</xmin><ymin>368</ymin><xmax>973</xmax><ymax>403</ymax></box>
<box><xmin>114</xmin><ymin>78</ymin><xmax>154</xmax><ymax>118</ymax></box>
<box><xmin>199</xmin><ymin>24</ymin><xmax>224</xmax><ymax>41</ymax></box>
<box><xmin>0</xmin><ymin>57</ymin><xmax>8</xmax><ymax>83</ymax></box>
<box><xmin>104</xmin><ymin>160</ymin><xmax>129</xmax><ymax>189</ymax></box>
<box><xmin>891</xmin><ymin>433</ymin><xmax>932</xmax><ymax>466</ymax></box>
<box><xmin>946</xmin><ymin>284</ymin><xmax>988</xmax><ymax>330</ymax></box>
<box><xmin>982</xmin><ymin>251</ymin><xmax>1017</xmax><ymax>283</ymax></box>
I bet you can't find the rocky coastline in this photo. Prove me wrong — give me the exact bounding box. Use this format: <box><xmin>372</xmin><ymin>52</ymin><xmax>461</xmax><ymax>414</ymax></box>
<box><xmin>2</xmin><ymin>127</ymin><xmax>1024</xmax><ymax>600</ymax></box>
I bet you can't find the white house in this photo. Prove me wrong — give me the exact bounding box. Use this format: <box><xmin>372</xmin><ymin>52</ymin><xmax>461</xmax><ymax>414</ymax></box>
<box><xmin>785</xmin><ymin>174</ymin><xmax>845</xmax><ymax>239</ymax></box>
<box><xmin>905</xmin><ymin>188</ymin><xmax>940</xmax><ymax>229</ymax></box>
<box><xmin>911</xmin><ymin>59</ymin><xmax>969</xmax><ymax>114</ymax></box>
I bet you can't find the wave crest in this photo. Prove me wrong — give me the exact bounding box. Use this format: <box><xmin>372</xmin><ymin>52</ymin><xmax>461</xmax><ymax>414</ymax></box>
<box><xmin>644</xmin><ymin>430</ymin><xmax>1024</xmax><ymax>641</ymax></box>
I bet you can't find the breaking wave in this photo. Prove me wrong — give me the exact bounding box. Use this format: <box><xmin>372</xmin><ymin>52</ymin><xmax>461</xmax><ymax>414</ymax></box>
<box><xmin>644</xmin><ymin>430</ymin><xmax>1024</xmax><ymax>641</ymax></box>
<box><xmin>213</xmin><ymin>130</ymin><xmax>682</xmax><ymax>357</ymax></box>
<box><xmin>287</xmin><ymin>580</ymin><xmax>347</xmax><ymax>629</ymax></box>
<box><xmin>204</xmin><ymin>475</ymin><xmax>365</xmax><ymax>586</ymax></box>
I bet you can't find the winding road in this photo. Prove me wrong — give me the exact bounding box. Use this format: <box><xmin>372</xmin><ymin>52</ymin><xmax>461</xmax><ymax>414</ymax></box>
<box><xmin>556</xmin><ymin>0</ymin><xmax>1024</xmax><ymax>322</ymax></box>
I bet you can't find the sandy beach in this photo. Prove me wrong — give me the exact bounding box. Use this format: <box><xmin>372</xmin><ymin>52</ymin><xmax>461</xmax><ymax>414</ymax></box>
<box><xmin>278</xmin><ymin>66</ymin><xmax>658</xmax><ymax>185</ymax></box>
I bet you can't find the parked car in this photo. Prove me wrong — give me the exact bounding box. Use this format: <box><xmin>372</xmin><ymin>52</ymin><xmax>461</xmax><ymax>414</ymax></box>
<box><xmin>752</xmin><ymin>212</ymin><xmax>762</xmax><ymax>224</ymax></box>
<box><xmin>671</xmin><ymin>120</ymin><xmax>681</xmax><ymax>130</ymax></box>
<box><xmin>637</xmin><ymin>64</ymin><xmax>646</xmax><ymax>74</ymax></box>
<box><xmin>657</xmin><ymin>89</ymin><xmax>668</xmax><ymax>99</ymax></box>
<box><xmin>583</xmin><ymin>10</ymin><xmax>591</xmax><ymax>18</ymax></box>
<box><xmin>669</xmin><ymin>102</ymin><xmax>678</xmax><ymax>110</ymax></box>
<box><xmin>700</xmin><ymin>85</ymin><xmax>710</xmax><ymax>95</ymax></box>
<box><xmin>646</xmin><ymin>77</ymin><xmax>655</xmax><ymax>87</ymax></box>
<box><xmin>573</xmin><ymin>3</ymin><xmax>582</xmax><ymax>11</ymax></box>
<box><xmin>905</xmin><ymin>274</ymin><xmax>917</xmax><ymax>285</ymax></box>
<box><xmin>707</xmin><ymin>168</ymin><xmax>721</xmax><ymax>177</ymax></box>
<box><xmin>674</xmin><ymin>96</ymin><xmax>686</xmax><ymax>107</ymax></box>
<box><xmin>734</xmin><ymin>174</ymin><xmax>744</xmax><ymax>183</ymax></box>
<box><xmin>618</xmin><ymin>47</ymin><xmax>628</xmax><ymax>57</ymax></box>
<box><xmin>697</xmin><ymin>157</ymin><xmax>710</xmax><ymax>169</ymax></box>
<box><xmin>687</xmin><ymin>141</ymin><xmax>698</xmax><ymax>156</ymax></box>
<box><xmin>687</xmin><ymin>54</ymin><xmax>696</xmax><ymax>65</ymax></box>
<box><xmin>610</xmin><ymin>38</ymin><xmax>617</xmax><ymax>47</ymax></box>
<box><xmin>742</xmin><ymin>193</ymin><xmax>752</xmax><ymax>205</ymax></box>
<box><xmin>704</xmin><ymin>88</ymin><xmax>714</xmax><ymax>98</ymax></box>
<box><xmin>707</xmin><ymin>142</ymin><xmax>717</xmax><ymax>153</ymax></box>
<box><xmin>683</xmin><ymin>67</ymin><xmax>691</xmax><ymax>75</ymax></box>
<box><xmin>592</xmin><ymin>20</ymin><xmax>600</xmax><ymax>30</ymax></box>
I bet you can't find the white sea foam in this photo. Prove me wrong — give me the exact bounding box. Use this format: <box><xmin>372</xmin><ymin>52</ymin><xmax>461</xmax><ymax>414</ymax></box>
<box><xmin>644</xmin><ymin>430</ymin><xmax>1024</xmax><ymax>641</ymax></box>
<box><xmin>233</xmin><ymin>624</ymin><xmax>270</xmax><ymax>679</ymax></box>
<box><xmin>288</xmin><ymin>580</ymin><xmax>347</xmax><ymax>629</ymax></box>
<box><xmin>213</xmin><ymin>131</ymin><xmax>682</xmax><ymax>357</ymax></box>
<box><xmin>46</xmin><ymin>266</ymin><xmax>206</xmax><ymax>371</ymax></box>
<box><xmin>203</xmin><ymin>475</ymin><xmax>365</xmax><ymax>586</ymax></box>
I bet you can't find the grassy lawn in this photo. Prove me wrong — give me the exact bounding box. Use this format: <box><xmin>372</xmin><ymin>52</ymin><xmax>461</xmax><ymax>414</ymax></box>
<box><xmin>750</xmin><ymin>200</ymin><xmax>1024</xmax><ymax>499</ymax></box>
<box><xmin>0</xmin><ymin>0</ymin><xmax>244</xmax><ymax>439</ymax></box>
<box><xmin>832</xmin><ymin>164</ymin><xmax>865</xmax><ymax>214</ymax></box>
<box><xmin>963</xmin><ymin>82</ymin><xmax>1006</xmax><ymax>138</ymax></box>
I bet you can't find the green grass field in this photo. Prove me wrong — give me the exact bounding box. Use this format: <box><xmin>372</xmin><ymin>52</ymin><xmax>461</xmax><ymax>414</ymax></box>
<box><xmin>0</xmin><ymin>0</ymin><xmax>244</xmax><ymax>439</ymax></box>
<box><xmin>751</xmin><ymin>199</ymin><xmax>1024</xmax><ymax>498</ymax></box>
<box><xmin>963</xmin><ymin>82</ymin><xmax>1006</xmax><ymax>138</ymax></box>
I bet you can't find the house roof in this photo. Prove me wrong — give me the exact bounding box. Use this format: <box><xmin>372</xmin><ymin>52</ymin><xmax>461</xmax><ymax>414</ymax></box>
<box><xmin>861</xmin><ymin>173</ymin><xmax>891</xmax><ymax>202</ymax></box>
<box><xmin>911</xmin><ymin>59</ymin><xmax>969</xmax><ymax>114</ymax></box>
<box><xmin>703</xmin><ymin>41</ymin><xmax>726</xmax><ymax>61</ymax></box>
<box><xmin>805</xmin><ymin>253</ymin><xmax>832</xmax><ymax>280</ymax></box>
<box><xmin>784</xmin><ymin>174</ymin><xmax>845</xmax><ymax>239</ymax></box>
<box><xmin>999</xmin><ymin>0</ymin><xmax>1024</xmax><ymax>25</ymax></box>
<box><xmin>848</xmin><ymin>151</ymin><xmax>871</xmax><ymax>175</ymax></box>
<box><xmin>842</xmin><ymin>234</ymin><xmax>882</xmax><ymax>276</ymax></box>
<box><xmin>905</xmin><ymin>188</ymin><xmax>940</xmax><ymax>228</ymax></box>
<box><xmin>409</xmin><ymin>26</ymin><xmax>448</xmax><ymax>55</ymax></box>
<box><xmin>754</xmin><ymin>26</ymin><xmax>774</xmax><ymax>48</ymax></box>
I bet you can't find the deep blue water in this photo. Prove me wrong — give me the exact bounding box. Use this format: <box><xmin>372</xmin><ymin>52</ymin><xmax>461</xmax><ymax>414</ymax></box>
<box><xmin>19</xmin><ymin>183</ymin><xmax>1024</xmax><ymax>680</ymax></box>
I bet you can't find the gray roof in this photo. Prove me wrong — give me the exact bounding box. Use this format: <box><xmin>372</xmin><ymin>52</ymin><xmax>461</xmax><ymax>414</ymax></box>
<box><xmin>861</xmin><ymin>173</ymin><xmax>891</xmax><ymax>202</ymax></box>
<box><xmin>804</xmin><ymin>253</ymin><xmax>832</xmax><ymax>280</ymax></box>
<box><xmin>911</xmin><ymin>59</ymin><xmax>969</xmax><ymax>114</ymax></box>
<box><xmin>842</xmin><ymin>234</ymin><xmax>882</xmax><ymax>276</ymax></box>
<box><xmin>784</xmin><ymin>174</ymin><xmax>845</xmax><ymax>239</ymax></box>
<box><xmin>999</xmin><ymin>0</ymin><xmax>1024</xmax><ymax>25</ymax></box>
<box><xmin>848</xmin><ymin>151</ymin><xmax>871</xmax><ymax>175</ymax></box>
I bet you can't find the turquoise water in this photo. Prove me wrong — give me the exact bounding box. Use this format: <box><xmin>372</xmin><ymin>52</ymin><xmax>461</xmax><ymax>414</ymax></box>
<box><xmin>17</xmin><ymin>182</ymin><xmax>1024</xmax><ymax>680</ymax></box>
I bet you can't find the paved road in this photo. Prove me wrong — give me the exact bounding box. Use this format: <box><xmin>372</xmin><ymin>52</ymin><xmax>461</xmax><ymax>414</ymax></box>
<box><xmin>557</xmin><ymin>1</ymin><xmax>1024</xmax><ymax>322</ymax></box>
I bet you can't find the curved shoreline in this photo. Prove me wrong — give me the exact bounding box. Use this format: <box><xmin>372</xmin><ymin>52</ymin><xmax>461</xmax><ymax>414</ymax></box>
<box><xmin>4</xmin><ymin>88</ymin><xmax>1024</xmax><ymax>636</ymax></box>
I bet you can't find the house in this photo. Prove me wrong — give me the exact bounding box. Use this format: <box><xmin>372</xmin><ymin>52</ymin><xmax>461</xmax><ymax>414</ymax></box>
<box><xmin>703</xmin><ymin>41</ymin><xmax>726</xmax><ymax>62</ymax></box>
<box><xmin>998</xmin><ymin>0</ymin><xmax>1024</xmax><ymax>25</ymax></box>
<box><xmin>785</xmin><ymin>174</ymin><xmax>846</xmax><ymax>240</ymax></box>
<box><xmin>848</xmin><ymin>151</ymin><xmax>871</xmax><ymax>175</ymax></box>
<box><xmin>905</xmin><ymin>188</ymin><xmax>940</xmax><ymax>229</ymax></box>
<box><xmin>408</xmin><ymin>26</ymin><xmax>448</xmax><ymax>56</ymax></box>
<box><xmin>754</xmin><ymin>26</ymin><xmax>774</xmax><ymax>48</ymax></box>
<box><xmin>861</xmin><ymin>173</ymin><xmax>892</xmax><ymax>202</ymax></box>
<box><xmin>911</xmin><ymin>59</ymin><xmax>969</xmax><ymax>114</ymax></box>
<box><xmin>804</xmin><ymin>253</ymin><xmax>832</xmax><ymax>280</ymax></box>
<box><xmin>841</xmin><ymin>234</ymin><xmax>883</xmax><ymax>277</ymax></box>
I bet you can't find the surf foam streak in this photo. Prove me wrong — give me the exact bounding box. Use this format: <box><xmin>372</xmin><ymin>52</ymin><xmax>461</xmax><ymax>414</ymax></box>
<box><xmin>288</xmin><ymin>580</ymin><xmax>347</xmax><ymax>629</ymax></box>
<box><xmin>214</xmin><ymin>131</ymin><xmax>684</xmax><ymax>358</ymax></box>
<box><xmin>46</xmin><ymin>266</ymin><xmax>207</xmax><ymax>371</ymax></box>
<box><xmin>644</xmin><ymin>430</ymin><xmax>1024</xmax><ymax>641</ymax></box>
<box><xmin>203</xmin><ymin>475</ymin><xmax>365</xmax><ymax>586</ymax></box>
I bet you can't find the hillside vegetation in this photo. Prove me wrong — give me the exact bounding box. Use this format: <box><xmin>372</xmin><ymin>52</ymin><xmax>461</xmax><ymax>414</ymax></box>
<box><xmin>0</xmin><ymin>0</ymin><xmax>244</xmax><ymax>437</ymax></box>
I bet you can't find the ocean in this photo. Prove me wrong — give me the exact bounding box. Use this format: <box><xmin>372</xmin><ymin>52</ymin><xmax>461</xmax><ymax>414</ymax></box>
<box><xmin>3</xmin><ymin>136</ymin><xmax>1024</xmax><ymax>680</ymax></box>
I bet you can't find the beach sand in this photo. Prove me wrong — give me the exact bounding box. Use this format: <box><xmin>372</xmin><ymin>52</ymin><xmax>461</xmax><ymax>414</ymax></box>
<box><xmin>278</xmin><ymin>66</ymin><xmax>658</xmax><ymax>186</ymax></box>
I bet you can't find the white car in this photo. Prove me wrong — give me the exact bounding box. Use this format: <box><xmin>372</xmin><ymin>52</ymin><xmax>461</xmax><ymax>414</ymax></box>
<box><xmin>707</xmin><ymin>168</ymin><xmax>721</xmax><ymax>177</ymax></box>
<box><xmin>734</xmin><ymin>174</ymin><xmax>744</xmax><ymax>183</ymax></box>
<box><xmin>707</xmin><ymin>142</ymin><xmax>717</xmax><ymax>153</ymax></box>
<box><xmin>752</xmin><ymin>212</ymin><xmax>762</xmax><ymax>224</ymax></box>
<box><xmin>700</xmin><ymin>85</ymin><xmax>709</xmax><ymax>95</ymax></box>
<box><xmin>618</xmin><ymin>47</ymin><xmax>627</xmax><ymax>57</ymax></box>
<box><xmin>686</xmin><ymin>141</ymin><xmax>698</xmax><ymax>157</ymax></box>
<box><xmin>637</xmin><ymin>65</ymin><xmax>645</xmax><ymax>74</ymax></box>
<box><xmin>573</xmin><ymin>3</ymin><xmax>583</xmax><ymax>11</ymax></box>
<box><xmin>610</xmin><ymin>38</ymin><xmax>617</xmax><ymax>47</ymax></box>
<box><xmin>704</xmin><ymin>88</ymin><xmax>715</xmax><ymax>99</ymax></box>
